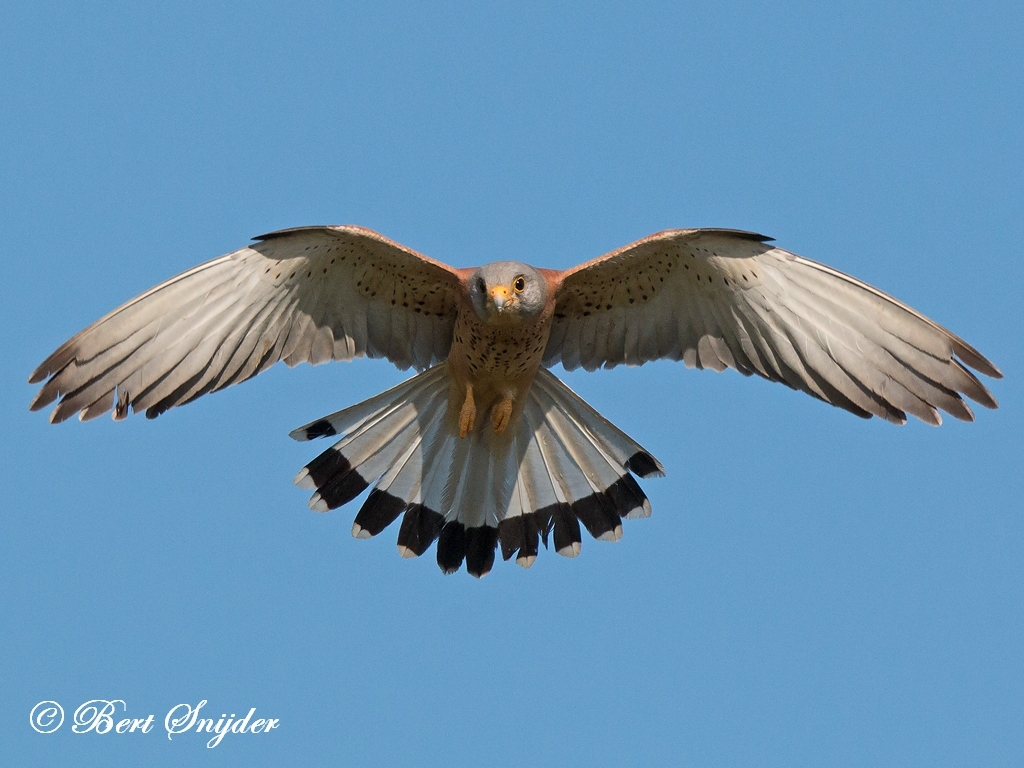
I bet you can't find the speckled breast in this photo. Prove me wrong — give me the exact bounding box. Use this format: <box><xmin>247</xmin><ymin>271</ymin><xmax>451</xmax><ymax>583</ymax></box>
<box><xmin>449</xmin><ymin>308</ymin><xmax>553</xmax><ymax>384</ymax></box>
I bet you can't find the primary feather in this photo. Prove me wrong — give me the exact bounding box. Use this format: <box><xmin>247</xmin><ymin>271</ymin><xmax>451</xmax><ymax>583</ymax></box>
<box><xmin>547</xmin><ymin>229</ymin><xmax>1000</xmax><ymax>425</ymax></box>
<box><xmin>29</xmin><ymin>226</ymin><xmax>465</xmax><ymax>422</ymax></box>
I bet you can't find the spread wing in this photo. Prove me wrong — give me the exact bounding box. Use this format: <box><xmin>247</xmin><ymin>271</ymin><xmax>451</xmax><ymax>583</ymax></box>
<box><xmin>544</xmin><ymin>229</ymin><xmax>1001</xmax><ymax>425</ymax></box>
<box><xmin>30</xmin><ymin>226</ymin><xmax>466</xmax><ymax>423</ymax></box>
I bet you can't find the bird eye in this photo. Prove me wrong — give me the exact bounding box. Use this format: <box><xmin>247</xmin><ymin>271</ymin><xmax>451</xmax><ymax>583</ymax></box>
<box><xmin>476</xmin><ymin>277</ymin><xmax>486</xmax><ymax>294</ymax></box>
<box><xmin>513</xmin><ymin>276</ymin><xmax>526</xmax><ymax>293</ymax></box>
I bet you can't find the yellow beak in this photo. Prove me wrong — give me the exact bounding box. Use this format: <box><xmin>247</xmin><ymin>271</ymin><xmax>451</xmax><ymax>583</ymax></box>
<box><xmin>490</xmin><ymin>285</ymin><xmax>512</xmax><ymax>310</ymax></box>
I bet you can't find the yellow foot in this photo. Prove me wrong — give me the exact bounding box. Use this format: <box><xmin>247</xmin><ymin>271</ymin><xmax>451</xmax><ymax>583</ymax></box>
<box><xmin>458</xmin><ymin>385</ymin><xmax>476</xmax><ymax>439</ymax></box>
<box><xmin>491</xmin><ymin>395</ymin><xmax>514</xmax><ymax>435</ymax></box>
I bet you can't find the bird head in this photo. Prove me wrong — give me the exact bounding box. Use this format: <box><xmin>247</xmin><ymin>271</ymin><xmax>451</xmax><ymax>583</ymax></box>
<box><xmin>468</xmin><ymin>262</ymin><xmax>548</xmax><ymax>323</ymax></box>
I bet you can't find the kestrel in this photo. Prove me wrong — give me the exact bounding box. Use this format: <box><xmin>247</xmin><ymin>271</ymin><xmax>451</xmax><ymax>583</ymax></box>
<box><xmin>30</xmin><ymin>226</ymin><xmax>1001</xmax><ymax>576</ymax></box>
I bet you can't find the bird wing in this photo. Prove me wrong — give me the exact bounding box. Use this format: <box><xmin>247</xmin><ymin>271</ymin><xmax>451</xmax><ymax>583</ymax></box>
<box><xmin>544</xmin><ymin>229</ymin><xmax>1001</xmax><ymax>425</ymax></box>
<box><xmin>30</xmin><ymin>225</ymin><xmax>467</xmax><ymax>422</ymax></box>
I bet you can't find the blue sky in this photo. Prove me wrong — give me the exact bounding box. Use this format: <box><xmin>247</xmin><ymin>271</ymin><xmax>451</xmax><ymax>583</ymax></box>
<box><xmin>2</xmin><ymin>1</ymin><xmax>1021</xmax><ymax>765</ymax></box>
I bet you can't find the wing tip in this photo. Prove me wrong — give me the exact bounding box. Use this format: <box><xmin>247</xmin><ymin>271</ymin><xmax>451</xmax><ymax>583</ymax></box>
<box><xmin>951</xmin><ymin>360</ymin><xmax>1000</xmax><ymax>410</ymax></box>
<box><xmin>953</xmin><ymin>341</ymin><xmax>1002</xmax><ymax>381</ymax></box>
<box><xmin>29</xmin><ymin>383</ymin><xmax>59</xmax><ymax>412</ymax></box>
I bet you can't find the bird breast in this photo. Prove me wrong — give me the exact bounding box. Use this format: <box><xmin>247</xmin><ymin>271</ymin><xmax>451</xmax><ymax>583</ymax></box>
<box><xmin>447</xmin><ymin>303</ymin><xmax>554</xmax><ymax>400</ymax></box>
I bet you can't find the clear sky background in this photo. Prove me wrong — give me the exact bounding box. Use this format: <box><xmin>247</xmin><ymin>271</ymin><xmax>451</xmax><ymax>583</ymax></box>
<box><xmin>2</xmin><ymin>1</ymin><xmax>1021</xmax><ymax>765</ymax></box>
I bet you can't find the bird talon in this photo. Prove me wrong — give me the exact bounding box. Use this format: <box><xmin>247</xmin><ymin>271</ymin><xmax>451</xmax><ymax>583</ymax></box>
<box><xmin>491</xmin><ymin>395</ymin><xmax>513</xmax><ymax>435</ymax></box>
<box><xmin>459</xmin><ymin>385</ymin><xmax>476</xmax><ymax>438</ymax></box>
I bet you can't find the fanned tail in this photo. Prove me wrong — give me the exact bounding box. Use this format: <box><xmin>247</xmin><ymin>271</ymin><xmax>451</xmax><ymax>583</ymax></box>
<box><xmin>291</xmin><ymin>364</ymin><xmax>663</xmax><ymax>577</ymax></box>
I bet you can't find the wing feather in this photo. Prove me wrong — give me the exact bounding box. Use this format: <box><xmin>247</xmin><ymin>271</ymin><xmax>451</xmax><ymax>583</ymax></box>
<box><xmin>545</xmin><ymin>229</ymin><xmax>1000</xmax><ymax>425</ymax></box>
<box><xmin>30</xmin><ymin>226</ymin><xmax>465</xmax><ymax>422</ymax></box>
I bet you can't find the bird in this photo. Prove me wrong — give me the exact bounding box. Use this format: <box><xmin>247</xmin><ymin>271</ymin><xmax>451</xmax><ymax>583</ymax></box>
<box><xmin>29</xmin><ymin>225</ymin><xmax>1002</xmax><ymax>577</ymax></box>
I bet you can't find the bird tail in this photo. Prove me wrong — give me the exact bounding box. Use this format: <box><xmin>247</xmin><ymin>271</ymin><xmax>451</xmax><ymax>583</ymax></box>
<box><xmin>290</xmin><ymin>363</ymin><xmax>664</xmax><ymax>577</ymax></box>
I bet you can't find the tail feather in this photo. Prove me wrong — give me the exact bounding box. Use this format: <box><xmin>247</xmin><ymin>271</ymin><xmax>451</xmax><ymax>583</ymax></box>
<box><xmin>297</xmin><ymin>396</ymin><xmax>426</xmax><ymax>512</ymax></box>
<box><xmin>292</xmin><ymin>364</ymin><xmax>663</xmax><ymax>577</ymax></box>
<box><xmin>351</xmin><ymin>412</ymin><xmax>443</xmax><ymax>538</ymax></box>
<box><xmin>500</xmin><ymin>418</ymin><xmax>558</xmax><ymax>566</ymax></box>
<box><xmin>535</xmin><ymin>394</ymin><xmax>631</xmax><ymax>540</ymax></box>
<box><xmin>530</xmin><ymin>370</ymin><xmax>665</xmax><ymax>478</ymax></box>
<box><xmin>524</xmin><ymin>407</ymin><xmax>586</xmax><ymax>557</ymax></box>
<box><xmin>290</xmin><ymin>366</ymin><xmax>447</xmax><ymax>443</ymax></box>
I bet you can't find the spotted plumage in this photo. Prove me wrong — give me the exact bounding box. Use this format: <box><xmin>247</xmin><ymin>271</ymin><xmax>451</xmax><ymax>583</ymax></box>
<box><xmin>30</xmin><ymin>225</ymin><xmax>1001</xmax><ymax>576</ymax></box>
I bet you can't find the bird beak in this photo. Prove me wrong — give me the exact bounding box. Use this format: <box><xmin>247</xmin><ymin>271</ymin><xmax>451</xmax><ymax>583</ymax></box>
<box><xmin>490</xmin><ymin>285</ymin><xmax>511</xmax><ymax>311</ymax></box>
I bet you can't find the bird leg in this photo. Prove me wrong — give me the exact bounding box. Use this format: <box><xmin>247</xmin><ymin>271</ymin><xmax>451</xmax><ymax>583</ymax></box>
<box><xmin>491</xmin><ymin>393</ymin><xmax>514</xmax><ymax>435</ymax></box>
<box><xmin>458</xmin><ymin>383</ymin><xmax>476</xmax><ymax>439</ymax></box>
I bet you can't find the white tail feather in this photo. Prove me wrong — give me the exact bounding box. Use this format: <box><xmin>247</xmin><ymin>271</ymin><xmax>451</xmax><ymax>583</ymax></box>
<box><xmin>291</xmin><ymin>364</ymin><xmax>662</xmax><ymax>576</ymax></box>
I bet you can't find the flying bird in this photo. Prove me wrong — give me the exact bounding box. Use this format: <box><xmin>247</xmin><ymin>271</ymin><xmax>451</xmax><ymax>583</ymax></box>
<box><xmin>30</xmin><ymin>226</ymin><xmax>1001</xmax><ymax>576</ymax></box>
